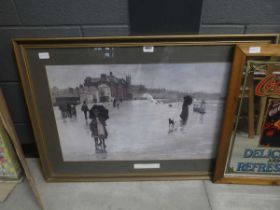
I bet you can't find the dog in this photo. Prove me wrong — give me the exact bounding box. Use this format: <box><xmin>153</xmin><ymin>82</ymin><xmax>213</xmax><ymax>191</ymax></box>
<box><xmin>169</xmin><ymin>118</ymin><xmax>175</xmax><ymax>130</ymax></box>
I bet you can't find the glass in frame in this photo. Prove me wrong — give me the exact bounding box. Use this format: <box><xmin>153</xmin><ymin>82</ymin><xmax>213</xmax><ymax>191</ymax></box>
<box><xmin>214</xmin><ymin>44</ymin><xmax>280</xmax><ymax>185</ymax></box>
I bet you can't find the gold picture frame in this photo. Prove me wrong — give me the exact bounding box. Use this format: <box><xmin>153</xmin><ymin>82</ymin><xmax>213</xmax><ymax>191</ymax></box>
<box><xmin>13</xmin><ymin>35</ymin><xmax>279</xmax><ymax>181</ymax></box>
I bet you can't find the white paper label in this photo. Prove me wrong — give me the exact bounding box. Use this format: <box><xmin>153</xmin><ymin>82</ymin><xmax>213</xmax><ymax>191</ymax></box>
<box><xmin>249</xmin><ymin>46</ymin><xmax>261</xmax><ymax>54</ymax></box>
<box><xmin>38</xmin><ymin>52</ymin><xmax>50</xmax><ymax>59</ymax></box>
<box><xmin>143</xmin><ymin>46</ymin><xmax>154</xmax><ymax>53</ymax></box>
<box><xmin>133</xmin><ymin>163</ymin><xmax>160</xmax><ymax>169</ymax></box>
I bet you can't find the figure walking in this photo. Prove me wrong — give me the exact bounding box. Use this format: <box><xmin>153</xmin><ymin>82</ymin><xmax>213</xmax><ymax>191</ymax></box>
<box><xmin>113</xmin><ymin>98</ymin><xmax>117</xmax><ymax>108</ymax></box>
<box><xmin>89</xmin><ymin>104</ymin><xmax>109</xmax><ymax>151</ymax></box>
<box><xmin>67</xmin><ymin>103</ymin><xmax>72</xmax><ymax>118</ymax></box>
<box><xmin>59</xmin><ymin>105</ymin><xmax>68</xmax><ymax>118</ymax></box>
<box><xmin>200</xmin><ymin>99</ymin><xmax>206</xmax><ymax>113</ymax></box>
<box><xmin>116</xmin><ymin>99</ymin><xmax>120</xmax><ymax>109</ymax></box>
<box><xmin>180</xmin><ymin>95</ymin><xmax>193</xmax><ymax>126</ymax></box>
<box><xmin>81</xmin><ymin>101</ymin><xmax>89</xmax><ymax>119</ymax></box>
<box><xmin>71</xmin><ymin>104</ymin><xmax>77</xmax><ymax>118</ymax></box>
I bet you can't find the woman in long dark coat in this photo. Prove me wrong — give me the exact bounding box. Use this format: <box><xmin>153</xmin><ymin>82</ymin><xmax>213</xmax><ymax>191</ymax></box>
<box><xmin>180</xmin><ymin>95</ymin><xmax>193</xmax><ymax>126</ymax></box>
<box><xmin>81</xmin><ymin>101</ymin><xmax>89</xmax><ymax>119</ymax></box>
<box><xmin>89</xmin><ymin>105</ymin><xmax>109</xmax><ymax>150</ymax></box>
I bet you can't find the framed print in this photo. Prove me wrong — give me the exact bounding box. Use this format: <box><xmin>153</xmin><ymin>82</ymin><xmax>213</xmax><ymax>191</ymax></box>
<box><xmin>13</xmin><ymin>35</ymin><xmax>279</xmax><ymax>181</ymax></box>
<box><xmin>0</xmin><ymin>91</ymin><xmax>22</xmax><ymax>182</ymax></box>
<box><xmin>0</xmin><ymin>89</ymin><xmax>45</xmax><ymax>209</ymax></box>
<box><xmin>214</xmin><ymin>44</ymin><xmax>280</xmax><ymax>185</ymax></box>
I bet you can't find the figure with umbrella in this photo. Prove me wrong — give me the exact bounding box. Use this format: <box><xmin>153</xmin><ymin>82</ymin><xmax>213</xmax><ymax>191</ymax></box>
<box><xmin>180</xmin><ymin>95</ymin><xmax>193</xmax><ymax>126</ymax></box>
<box><xmin>89</xmin><ymin>104</ymin><xmax>109</xmax><ymax>151</ymax></box>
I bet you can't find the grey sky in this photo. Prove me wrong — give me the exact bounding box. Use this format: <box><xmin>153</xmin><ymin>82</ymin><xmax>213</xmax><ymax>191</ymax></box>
<box><xmin>46</xmin><ymin>63</ymin><xmax>230</xmax><ymax>94</ymax></box>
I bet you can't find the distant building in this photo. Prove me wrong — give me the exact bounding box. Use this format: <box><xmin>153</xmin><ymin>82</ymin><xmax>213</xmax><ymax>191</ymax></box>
<box><xmin>50</xmin><ymin>72</ymin><xmax>132</xmax><ymax>105</ymax></box>
<box><xmin>50</xmin><ymin>87</ymin><xmax>80</xmax><ymax>106</ymax></box>
<box><xmin>84</xmin><ymin>72</ymin><xmax>131</xmax><ymax>102</ymax></box>
<box><xmin>80</xmin><ymin>86</ymin><xmax>99</xmax><ymax>103</ymax></box>
<box><xmin>98</xmin><ymin>84</ymin><xmax>111</xmax><ymax>102</ymax></box>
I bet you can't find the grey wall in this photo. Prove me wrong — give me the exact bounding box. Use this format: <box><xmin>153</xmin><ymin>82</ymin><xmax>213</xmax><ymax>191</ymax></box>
<box><xmin>200</xmin><ymin>0</ymin><xmax>280</xmax><ymax>34</ymax></box>
<box><xmin>0</xmin><ymin>0</ymin><xmax>279</xmax><ymax>152</ymax></box>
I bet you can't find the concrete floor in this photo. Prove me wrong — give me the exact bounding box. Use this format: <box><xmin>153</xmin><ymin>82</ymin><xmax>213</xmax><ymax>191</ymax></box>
<box><xmin>1</xmin><ymin>158</ymin><xmax>280</xmax><ymax>210</ymax></box>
